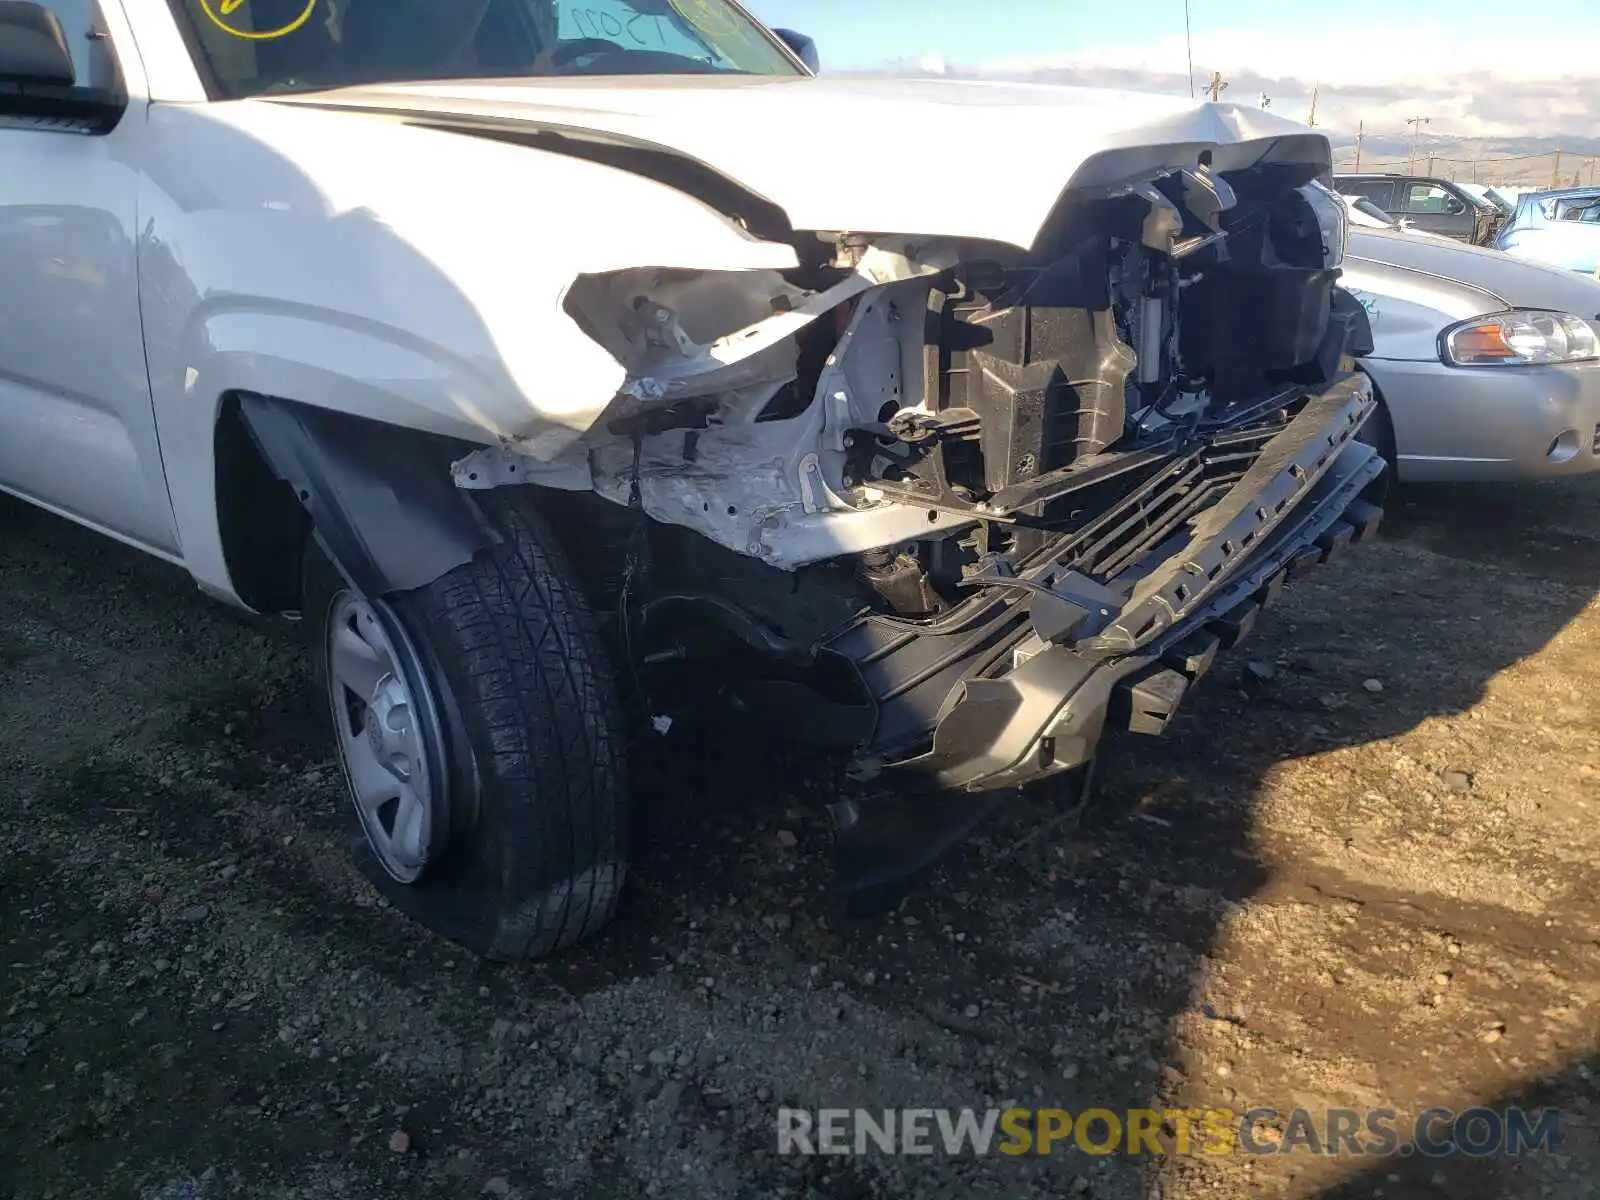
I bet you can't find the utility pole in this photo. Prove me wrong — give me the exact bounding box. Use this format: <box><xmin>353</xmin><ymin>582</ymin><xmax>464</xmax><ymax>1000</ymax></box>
<box><xmin>1405</xmin><ymin>116</ymin><xmax>1430</xmax><ymax>173</ymax></box>
<box><xmin>1353</xmin><ymin>119</ymin><xmax>1364</xmax><ymax>171</ymax></box>
<box><xmin>1208</xmin><ymin>70</ymin><xmax>1228</xmax><ymax>102</ymax></box>
<box><xmin>1590</xmin><ymin>156</ymin><xmax>1597</xmax><ymax>184</ymax></box>
<box><xmin>1184</xmin><ymin>0</ymin><xmax>1195</xmax><ymax>99</ymax></box>
<box><xmin>1552</xmin><ymin>147</ymin><xmax>1562</xmax><ymax>188</ymax></box>
<box><xmin>1306</xmin><ymin>85</ymin><xmax>1319</xmax><ymax>128</ymax></box>
<box><xmin>1427</xmin><ymin>153</ymin><xmax>1437</xmax><ymax>176</ymax></box>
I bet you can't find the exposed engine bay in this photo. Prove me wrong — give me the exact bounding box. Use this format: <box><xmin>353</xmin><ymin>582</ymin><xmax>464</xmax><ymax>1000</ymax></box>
<box><xmin>454</xmin><ymin>161</ymin><xmax>1383</xmax><ymax>791</ymax></box>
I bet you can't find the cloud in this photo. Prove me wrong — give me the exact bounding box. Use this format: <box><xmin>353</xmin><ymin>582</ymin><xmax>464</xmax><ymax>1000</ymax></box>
<box><xmin>969</xmin><ymin>26</ymin><xmax>1600</xmax><ymax>138</ymax></box>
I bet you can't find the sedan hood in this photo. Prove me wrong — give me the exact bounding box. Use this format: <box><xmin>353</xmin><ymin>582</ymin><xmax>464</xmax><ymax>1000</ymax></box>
<box><xmin>268</xmin><ymin>75</ymin><xmax>1329</xmax><ymax>249</ymax></box>
<box><xmin>1349</xmin><ymin>227</ymin><xmax>1600</xmax><ymax>319</ymax></box>
<box><xmin>1343</xmin><ymin>226</ymin><xmax>1600</xmax><ymax>360</ymax></box>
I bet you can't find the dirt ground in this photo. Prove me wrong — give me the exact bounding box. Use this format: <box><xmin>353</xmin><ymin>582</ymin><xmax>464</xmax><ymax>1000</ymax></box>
<box><xmin>3</xmin><ymin>476</ymin><xmax>1599</xmax><ymax>1200</ymax></box>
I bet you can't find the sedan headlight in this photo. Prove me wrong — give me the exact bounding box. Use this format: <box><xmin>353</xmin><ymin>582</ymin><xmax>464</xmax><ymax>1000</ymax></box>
<box><xmin>1441</xmin><ymin>310</ymin><xmax>1600</xmax><ymax>367</ymax></box>
<box><xmin>1300</xmin><ymin>182</ymin><xmax>1348</xmax><ymax>270</ymax></box>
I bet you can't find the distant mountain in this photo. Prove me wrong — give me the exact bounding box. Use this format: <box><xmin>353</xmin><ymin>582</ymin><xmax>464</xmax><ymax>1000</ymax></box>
<box><xmin>850</xmin><ymin>63</ymin><xmax>1600</xmax><ymax>189</ymax></box>
<box><xmin>1329</xmin><ymin>135</ymin><xmax>1600</xmax><ymax>188</ymax></box>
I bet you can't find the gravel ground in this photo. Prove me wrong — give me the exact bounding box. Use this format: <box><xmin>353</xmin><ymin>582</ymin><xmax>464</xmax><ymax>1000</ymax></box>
<box><xmin>2</xmin><ymin>478</ymin><xmax>1599</xmax><ymax>1200</ymax></box>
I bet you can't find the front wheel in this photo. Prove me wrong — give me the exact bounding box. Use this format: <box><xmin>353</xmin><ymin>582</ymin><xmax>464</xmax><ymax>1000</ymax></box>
<box><xmin>306</xmin><ymin>490</ymin><xmax>629</xmax><ymax>960</ymax></box>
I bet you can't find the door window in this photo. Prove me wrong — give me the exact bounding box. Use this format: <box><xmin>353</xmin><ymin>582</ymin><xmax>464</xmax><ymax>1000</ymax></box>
<box><xmin>1400</xmin><ymin>183</ymin><xmax>1456</xmax><ymax>215</ymax></box>
<box><xmin>1346</xmin><ymin>180</ymin><xmax>1395</xmax><ymax>208</ymax></box>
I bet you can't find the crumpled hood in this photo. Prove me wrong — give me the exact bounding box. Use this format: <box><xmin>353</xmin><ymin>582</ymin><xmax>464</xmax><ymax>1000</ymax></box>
<box><xmin>267</xmin><ymin>75</ymin><xmax>1329</xmax><ymax>249</ymax></box>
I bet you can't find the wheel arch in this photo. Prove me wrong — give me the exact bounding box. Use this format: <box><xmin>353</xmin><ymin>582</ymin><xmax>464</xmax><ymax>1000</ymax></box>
<box><xmin>1353</xmin><ymin>367</ymin><xmax>1400</xmax><ymax>483</ymax></box>
<box><xmin>215</xmin><ymin>393</ymin><xmax>500</xmax><ymax>612</ymax></box>
<box><xmin>213</xmin><ymin>395</ymin><xmax>309</xmax><ymax>613</ymax></box>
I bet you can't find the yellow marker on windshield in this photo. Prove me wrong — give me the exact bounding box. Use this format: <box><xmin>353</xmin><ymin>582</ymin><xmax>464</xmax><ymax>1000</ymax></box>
<box><xmin>200</xmin><ymin>0</ymin><xmax>317</xmax><ymax>40</ymax></box>
<box><xmin>667</xmin><ymin>0</ymin><xmax>739</xmax><ymax>39</ymax></box>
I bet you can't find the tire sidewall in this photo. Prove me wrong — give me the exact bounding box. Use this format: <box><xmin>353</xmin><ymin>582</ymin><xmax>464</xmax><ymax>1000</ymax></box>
<box><xmin>302</xmin><ymin>490</ymin><xmax>629</xmax><ymax>960</ymax></box>
<box><xmin>303</xmin><ymin>541</ymin><xmax>504</xmax><ymax>947</ymax></box>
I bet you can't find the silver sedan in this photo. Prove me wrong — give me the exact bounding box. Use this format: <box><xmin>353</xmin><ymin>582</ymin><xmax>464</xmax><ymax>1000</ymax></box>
<box><xmin>1341</xmin><ymin>226</ymin><xmax>1600</xmax><ymax>481</ymax></box>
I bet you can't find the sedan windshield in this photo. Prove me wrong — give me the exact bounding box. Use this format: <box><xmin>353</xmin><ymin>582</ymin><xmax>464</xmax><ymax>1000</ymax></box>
<box><xmin>169</xmin><ymin>0</ymin><xmax>801</xmax><ymax>98</ymax></box>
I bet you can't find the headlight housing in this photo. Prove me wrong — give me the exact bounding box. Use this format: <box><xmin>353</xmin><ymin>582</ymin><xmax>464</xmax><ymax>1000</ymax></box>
<box><xmin>1300</xmin><ymin>181</ymin><xmax>1349</xmax><ymax>270</ymax></box>
<box><xmin>1441</xmin><ymin>310</ymin><xmax>1600</xmax><ymax>367</ymax></box>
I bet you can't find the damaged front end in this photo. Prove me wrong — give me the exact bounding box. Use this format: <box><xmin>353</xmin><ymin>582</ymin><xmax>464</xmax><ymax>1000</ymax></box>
<box><xmin>455</xmin><ymin>159</ymin><xmax>1384</xmax><ymax>795</ymax></box>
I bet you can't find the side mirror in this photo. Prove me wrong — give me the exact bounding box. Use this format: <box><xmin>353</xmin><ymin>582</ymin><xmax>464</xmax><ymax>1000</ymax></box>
<box><xmin>0</xmin><ymin>0</ymin><xmax>76</xmax><ymax>87</ymax></box>
<box><xmin>1445</xmin><ymin>197</ymin><xmax>1466</xmax><ymax>216</ymax></box>
<box><xmin>772</xmin><ymin>28</ymin><xmax>819</xmax><ymax>74</ymax></box>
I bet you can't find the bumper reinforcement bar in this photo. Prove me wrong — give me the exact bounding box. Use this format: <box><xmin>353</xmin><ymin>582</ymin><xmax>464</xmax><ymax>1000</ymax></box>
<box><xmin>828</xmin><ymin>373</ymin><xmax>1384</xmax><ymax>792</ymax></box>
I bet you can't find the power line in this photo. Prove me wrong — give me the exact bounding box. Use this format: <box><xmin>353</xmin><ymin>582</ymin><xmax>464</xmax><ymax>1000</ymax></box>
<box><xmin>1333</xmin><ymin>150</ymin><xmax>1582</xmax><ymax>166</ymax></box>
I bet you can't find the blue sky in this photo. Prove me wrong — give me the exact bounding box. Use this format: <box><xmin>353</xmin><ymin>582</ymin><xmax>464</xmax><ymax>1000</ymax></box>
<box><xmin>744</xmin><ymin>0</ymin><xmax>1600</xmax><ymax>137</ymax></box>
<box><xmin>746</xmin><ymin>0</ymin><xmax>1600</xmax><ymax>73</ymax></box>
<box><xmin>749</xmin><ymin>0</ymin><xmax>1201</xmax><ymax>72</ymax></box>
<box><xmin>755</xmin><ymin>0</ymin><xmax>1196</xmax><ymax>72</ymax></box>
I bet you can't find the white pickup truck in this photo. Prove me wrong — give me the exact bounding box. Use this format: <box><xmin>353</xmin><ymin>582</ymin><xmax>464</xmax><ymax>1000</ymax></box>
<box><xmin>0</xmin><ymin>0</ymin><xmax>1385</xmax><ymax>958</ymax></box>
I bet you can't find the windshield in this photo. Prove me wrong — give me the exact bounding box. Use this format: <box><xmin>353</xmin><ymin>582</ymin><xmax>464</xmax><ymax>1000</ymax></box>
<box><xmin>1540</xmin><ymin>193</ymin><xmax>1600</xmax><ymax>224</ymax></box>
<box><xmin>169</xmin><ymin>0</ymin><xmax>802</xmax><ymax>98</ymax></box>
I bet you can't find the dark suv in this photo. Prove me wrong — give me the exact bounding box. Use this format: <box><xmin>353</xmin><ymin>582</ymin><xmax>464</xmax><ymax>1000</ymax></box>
<box><xmin>1334</xmin><ymin>174</ymin><xmax>1502</xmax><ymax>245</ymax></box>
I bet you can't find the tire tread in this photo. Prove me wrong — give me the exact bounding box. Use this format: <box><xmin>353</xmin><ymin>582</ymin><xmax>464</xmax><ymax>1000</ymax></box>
<box><xmin>408</xmin><ymin>492</ymin><xmax>627</xmax><ymax>959</ymax></box>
